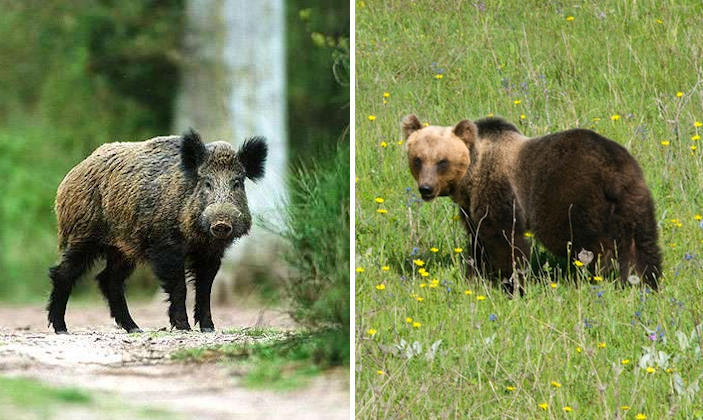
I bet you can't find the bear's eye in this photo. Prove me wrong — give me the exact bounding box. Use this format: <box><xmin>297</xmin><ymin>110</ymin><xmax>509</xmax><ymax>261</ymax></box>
<box><xmin>437</xmin><ymin>159</ymin><xmax>449</xmax><ymax>171</ymax></box>
<box><xmin>413</xmin><ymin>157</ymin><xmax>422</xmax><ymax>169</ymax></box>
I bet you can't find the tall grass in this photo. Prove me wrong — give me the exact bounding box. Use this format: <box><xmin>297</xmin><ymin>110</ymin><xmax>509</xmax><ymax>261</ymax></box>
<box><xmin>283</xmin><ymin>143</ymin><xmax>350</xmax><ymax>364</ymax></box>
<box><xmin>355</xmin><ymin>0</ymin><xmax>703</xmax><ymax>417</ymax></box>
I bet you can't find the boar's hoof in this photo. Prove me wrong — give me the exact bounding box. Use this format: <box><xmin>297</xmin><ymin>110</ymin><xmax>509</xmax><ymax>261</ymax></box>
<box><xmin>127</xmin><ymin>327</ymin><xmax>143</xmax><ymax>334</ymax></box>
<box><xmin>54</xmin><ymin>329</ymin><xmax>69</xmax><ymax>335</ymax></box>
<box><xmin>200</xmin><ymin>326</ymin><xmax>215</xmax><ymax>333</ymax></box>
<box><xmin>172</xmin><ymin>321</ymin><xmax>191</xmax><ymax>331</ymax></box>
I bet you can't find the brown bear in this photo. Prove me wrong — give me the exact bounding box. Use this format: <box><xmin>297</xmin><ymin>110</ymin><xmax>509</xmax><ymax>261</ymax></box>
<box><xmin>402</xmin><ymin>114</ymin><xmax>661</xmax><ymax>292</ymax></box>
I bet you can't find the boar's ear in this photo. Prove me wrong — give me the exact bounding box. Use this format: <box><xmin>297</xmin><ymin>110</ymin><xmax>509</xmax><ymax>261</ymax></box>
<box><xmin>401</xmin><ymin>114</ymin><xmax>423</xmax><ymax>140</ymax></box>
<box><xmin>181</xmin><ymin>129</ymin><xmax>207</xmax><ymax>175</ymax></box>
<box><xmin>238</xmin><ymin>136</ymin><xmax>268</xmax><ymax>181</ymax></box>
<box><xmin>453</xmin><ymin>119</ymin><xmax>478</xmax><ymax>147</ymax></box>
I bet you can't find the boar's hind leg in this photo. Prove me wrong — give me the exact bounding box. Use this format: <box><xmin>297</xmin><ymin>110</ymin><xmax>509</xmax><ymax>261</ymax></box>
<box><xmin>47</xmin><ymin>244</ymin><xmax>98</xmax><ymax>333</ymax></box>
<box><xmin>96</xmin><ymin>248</ymin><xmax>140</xmax><ymax>332</ymax></box>
<box><xmin>150</xmin><ymin>250</ymin><xmax>191</xmax><ymax>331</ymax></box>
<box><xmin>191</xmin><ymin>256</ymin><xmax>222</xmax><ymax>333</ymax></box>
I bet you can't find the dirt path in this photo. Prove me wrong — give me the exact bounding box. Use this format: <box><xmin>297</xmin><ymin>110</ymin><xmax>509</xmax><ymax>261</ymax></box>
<box><xmin>0</xmin><ymin>302</ymin><xmax>349</xmax><ymax>419</ymax></box>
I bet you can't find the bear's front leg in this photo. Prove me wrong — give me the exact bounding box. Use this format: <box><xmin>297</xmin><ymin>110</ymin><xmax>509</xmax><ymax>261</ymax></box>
<box><xmin>476</xmin><ymin>224</ymin><xmax>531</xmax><ymax>296</ymax></box>
<box><xmin>191</xmin><ymin>255</ymin><xmax>222</xmax><ymax>332</ymax></box>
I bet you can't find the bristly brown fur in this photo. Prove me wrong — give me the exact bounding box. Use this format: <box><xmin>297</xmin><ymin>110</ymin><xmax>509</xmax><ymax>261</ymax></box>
<box><xmin>403</xmin><ymin>114</ymin><xmax>661</xmax><ymax>293</ymax></box>
<box><xmin>47</xmin><ymin>130</ymin><xmax>268</xmax><ymax>333</ymax></box>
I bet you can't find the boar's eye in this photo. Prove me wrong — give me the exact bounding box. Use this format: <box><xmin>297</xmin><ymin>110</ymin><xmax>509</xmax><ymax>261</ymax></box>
<box><xmin>203</xmin><ymin>179</ymin><xmax>213</xmax><ymax>191</ymax></box>
<box><xmin>437</xmin><ymin>159</ymin><xmax>449</xmax><ymax>172</ymax></box>
<box><xmin>231</xmin><ymin>177</ymin><xmax>244</xmax><ymax>189</ymax></box>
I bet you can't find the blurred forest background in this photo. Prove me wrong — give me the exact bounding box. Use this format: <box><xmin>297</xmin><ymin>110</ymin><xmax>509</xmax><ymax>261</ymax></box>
<box><xmin>0</xmin><ymin>0</ymin><xmax>349</xmax><ymax>346</ymax></box>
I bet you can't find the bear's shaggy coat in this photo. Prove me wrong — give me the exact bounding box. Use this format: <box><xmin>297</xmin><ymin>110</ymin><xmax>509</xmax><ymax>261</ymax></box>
<box><xmin>403</xmin><ymin>114</ymin><xmax>661</xmax><ymax>292</ymax></box>
<box><xmin>48</xmin><ymin>130</ymin><xmax>267</xmax><ymax>333</ymax></box>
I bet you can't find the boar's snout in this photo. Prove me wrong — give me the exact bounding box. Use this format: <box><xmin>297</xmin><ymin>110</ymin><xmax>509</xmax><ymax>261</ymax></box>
<box><xmin>202</xmin><ymin>202</ymin><xmax>251</xmax><ymax>240</ymax></box>
<box><xmin>210</xmin><ymin>221</ymin><xmax>233</xmax><ymax>239</ymax></box>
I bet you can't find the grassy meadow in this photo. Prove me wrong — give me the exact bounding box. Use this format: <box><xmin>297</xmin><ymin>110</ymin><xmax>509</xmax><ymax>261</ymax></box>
<box><xmin>355</xmin><ymin>1</ymin><xmax>703</xmax><ymax>418</ymax></box>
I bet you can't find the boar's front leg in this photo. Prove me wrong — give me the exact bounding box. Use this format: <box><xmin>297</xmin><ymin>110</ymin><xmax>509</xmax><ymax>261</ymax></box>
<box><xmin>150</xmin><ymin>247</ymin><xmax>191</xmax><ymax>331</ymax></box>
<box><xmin>191</xmin><ymin>255</ymin><xmax>222</xmax><ymax>333</ymax></box>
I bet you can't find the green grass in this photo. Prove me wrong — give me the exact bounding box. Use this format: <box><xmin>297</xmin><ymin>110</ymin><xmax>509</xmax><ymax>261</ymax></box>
<box><xmin>172</xmin><ymin>329</ymin><xmax>340</xmax><ymax>391</ymax></box>
<box><xmin>355</xmin><ymin>0</ymin><xmax>703</xmax><ymax>418</ymax></box>
<box><xmin>0</xmin><ymin>376</ymin><xmax>172</xmax><ymax>419</ymax></box>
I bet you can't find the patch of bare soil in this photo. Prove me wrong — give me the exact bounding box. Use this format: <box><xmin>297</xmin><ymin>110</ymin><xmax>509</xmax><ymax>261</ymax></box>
<box><xmin>0</xmin><ymin>302</ymin><xmax>349</xmax><ymax>420</ymax></box>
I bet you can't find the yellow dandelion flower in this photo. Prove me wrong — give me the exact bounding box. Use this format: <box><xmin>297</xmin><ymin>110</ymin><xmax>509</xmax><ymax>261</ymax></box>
<box><xmin>376</xmin><ymin>208</ymin><xmax>388</xmax><ymax>214</ymax></box>
<box><xmin>375</xmin><ymin>284</ymin><xmax>386</xmax><ymax>290</ymax></box>
<box><xmin>524</xmin><ymin>231</ymin><xmax>534</xmax><ymax>238</ymax></box>
<box><xmin>383</xmin><ymin>92</ymin><xmax>390</xmax><ymax>98</ymax></box>
<box><xmin>666</xmin><ymin>367</ymin><xmax>673</xmax><ymax>373</ymax></box>
<box><xmin>487</xmin><ymin>112</ymin><xmax>495</xmax><ymax>117</ymax></box>
<box><xmin>621</xmin><ymin>359</ymin><xmax>630</xmax><ymax>365</ymax></box>
<box><xmin>576</xmin><ymin>346</ymin><xmax>582</xmax><ymax>353</ymax></box>
<box><xmin>376</xmin><ymin>370</ymin><xmax>384</xmax><ymax>375</ymax></box>
<box><xmin>695</xmin><ymin>121</ymin><xmax>702</xmax><ymax>127</ymax></box>
<box><xmin>513</xmin><ymin>99</ymin><xmax>522</xmax><ymax>105</ymax></box>
<box><xmin>692</xmin><ymin>135</ymin><xmax>701</xmax><ymax>141</ymax></box>
<box><xmin>691</xmin><ymin>145</ymin><xmax>697</xmax><ymax>152</ymax></box>
<box><xmin>412</xmin><ymin>321</ymin><xmax>421</xmax><ymax>328</ymax></box>
<box><xmin>550</xmin><ymin>282</ymin><xmax>558</xmax><ymax>289</ymax></box>
<box><xmin>656</xmin><ymin>18</ymin><xmax>663</xmax><ymax>24</ymax></box>
<box><xmin>610</xmin><ymin>114</ymin><xmax>620</xmax><ymax>121</ymax></box>
<box><xmin>430</xmin><ymin>247</ymin><xmax>439</xmax><ymax>253</ymax></box>
<box><xmin>593</xmin><ymin>117</ymin><xmax>601</xmax><ymax>122</ymax></box>
<box><xmin>375</xmin><ymin>197</ymin><xmax>384</xmax><ymax>203</ymax></box>
<box><xmin>420</xmin><ymin>271</ymin><xmax>429</xmax><ymax>277</ymax></box>
<box><xmin>538</xmin><ymin>402</ymin><xmax>548</xmax><ymax>410</ymax></box>
<box><xmin>477</xmin><ymin>295</ymin><xmax>486</xmax><ymax>301</ymax></box>
<box><xmin>416</xmin><ymin>296</ymin><xmax>424</xmax><ymax>302</ymax></box>
<box><xmin>520</xmin><ymin>114</ymin><xmax>526</xmax><ymax>120</ymax></box>
<box><xmin>695</xmin><ymin>214</ymin><xmax>702</xmax><ymax>221</ymax></box>
<box><xmin>354</xmin><ymin>176</ymin><xmax>358</xmax><ymax>184</ymax></box>
<box><xmin>356</xmin><ymin>267</ymin><xmax>365</xmax><ymax>273</ymax></box>
<box><xmin>566</xmin><ymin>16</ymin><xmax>575</xmax><ymax>21</ymax></box>
<box><xmin>429</xmin><ymin>281</ymin><xmax>439</xmax><ymax>289</ymax></box>
<box><xmin>621</xmin><ymin>405</ymin><xmax>631</xmax><ymax>411</ymax></box>
<box><xmin>676</xmin><ymin>91</ymin><xmax>683</xmax><ymax>97</ymax></box>
<box><xmin>397</xmin><ymin>139</ymin><xmax>403</xmax><ymax>145</ymax></box>
<box><xmin>381</xmin><ymin>265</ymin><xmax>390</xmax><ymax>271</ymax></box>
<box><xmin>506</xmin><ymin>386</ymin><xmax>516</xmax><ymax>391</ymax></box>
<box><xmin>405</xmin><ymin>317</ymin><xmax>412</xmax><ymax>323</ymax></box>
<box><xmin>454</xmin><ymin>247</ymin><xmax>463</xmax><ymax>253</ymax></box>
<box><xmin>635</xmin><ymin>414</ymin><xmax>646</xmax><ymax>420</ymax></box>
<box><xmin>434</xmin><ymin>74</ymin><xmax>443</xmax><ymax>79</ymax></box>
<box><xmin>418</xmin><ymin>268</ymin><xmax>427</xmax><ymax>274</ymax></box>
<box><xmin>423</xmin><ymin>122</ymin><xmax>430</xmax><ymax>127</ymax></box>
<box><xmin>367</xmin><ymin>328</ymin><xmax>377</xmax><ymax>336</ymax></box>
<box><xmin>598</xmin><ymin>342</ymin><xmax>606</xmax><ymax>349</ymax></box>
<box><xmin>645</xmin><ymin>366</ymin><xmax>655</xmax><ymax>374</ymax></box>
<box><xmin>661</xmin><ymin>140</ymin><xmax>670</xmax><ymax>146</ymax></box>
<box><xmin>551</xmin><ymin>381</ymin><xmax>562</xmax><ymax>388</ymax></box>
<box><xmin>382</xmin><ymin>99</ymin><xmax>387</xmax><ymax>105</ymax></box>
<box><xmin>593</xmin><ymin>276</ymin><xmax>603</xmax><ymax>282</ymax></box>
<box><xmin>380</xmin><ymin>141</ymin><xmax>388</xmax><ymax>148</ymax></box>
<box><xmin>419</xmin><ymin>283</ymin><xmax>427</xmax><ymax>288</ymax></box>
<box><xmin>563</xmin><ymin>406</ymin><xmax>573</xmax><ymax>412</ymax></box>
<box><xmin>464</xmin><ymin>289</ymin><xmax>473</xmax><ymax>295</ymax></box>
<box><xmin>413</xmin><ymin>259</ymin><xmax>424</xmax><ymax>267</ymax></box>
<box><xmin>573</xmin><ymin>260</ymin><xmax>584</xmax><ymax>267</ymax></box>
<box><xmin>368</xmin><ymin>115</ymin><xmax>376</xmax><ymax>121</ymax></box>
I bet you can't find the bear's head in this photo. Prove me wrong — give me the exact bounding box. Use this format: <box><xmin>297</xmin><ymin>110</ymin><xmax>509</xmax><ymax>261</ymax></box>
<box><xmin>403</xmin><ymin>114</ymin><xmax>476</xmax><ymax>201</ymax></box>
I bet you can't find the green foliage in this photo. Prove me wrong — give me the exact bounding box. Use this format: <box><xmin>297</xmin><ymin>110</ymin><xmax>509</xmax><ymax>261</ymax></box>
<box><xmin>287</xmin><ymin>1</ymin><xmax>350</xmax><ymax>163</ymax></box>
<box><xmin>0</xmin><ymin>1</ymin><xmax>184</xmax><ymax>300</ymax></box>
<box><xmin>283</xmin><ymin>143</ymin><xmax>350</xmax><ymax>364</ymax></box>
<box><xmin>0</xmin><ymin>376</ymin><xmax>91</xmax><ymax>406</ymax></box>
<box><xmin>356</xmin><ymin>0</ymin><xmax>703</xmax><ymax>418</ymax></box>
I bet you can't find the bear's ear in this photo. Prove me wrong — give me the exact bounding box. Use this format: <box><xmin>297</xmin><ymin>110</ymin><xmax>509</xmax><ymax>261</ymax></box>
<box><xmin>453</xmin><ymin>120</ymin><xmax>478</xmax><ymax>146</ymax></box>
<box><xmin>238</xmin><ymin>136</ymin><xmax>268</xmax><ymax>181</ymax></box>
<box><xmin>401</xmin><ymin>114</ymin><xmax>423</xmax><ymax>140</ymax></box>
<box><xmin>181</xmin><ymin>128</ymin><xmax>207</xmax><ymax>175</ymax></box>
